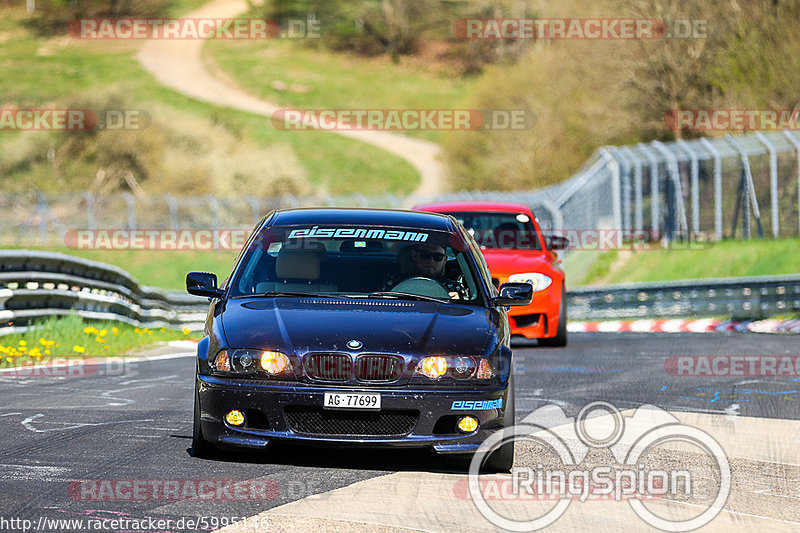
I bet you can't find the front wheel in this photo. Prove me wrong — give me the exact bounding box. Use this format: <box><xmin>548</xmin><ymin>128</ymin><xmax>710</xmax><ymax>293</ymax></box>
<box><xmin>483</xmin><ymin>373</ymin><xmax>515</xmax><ymax>472</ymax></box>
<box><xmin>192</xmin><ymin>384</ymin><xmax>213</xmax><ymax>458</ymax></box>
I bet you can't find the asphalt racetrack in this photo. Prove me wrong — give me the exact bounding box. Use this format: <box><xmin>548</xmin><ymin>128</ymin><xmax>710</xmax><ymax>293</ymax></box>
<box><xmin>1</xmin><ymin>333</ymin><xmax>798</xmax><ymax>532</ymax></box>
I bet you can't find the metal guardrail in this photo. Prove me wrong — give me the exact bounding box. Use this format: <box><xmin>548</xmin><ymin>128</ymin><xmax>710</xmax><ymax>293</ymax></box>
<box><xmin>1</xmin><ymin>250</ymin><xmax>797</xmax><ymax>329</ymax></box>
<box><xmin>0</xmin><ymin>250</ymin><xmax>209</xmax><ymax>332</ymax></box>
<box><xmin>569</xmin><ymin>274</ymin><xmax>800</xmax><ymax>320</ymax></box>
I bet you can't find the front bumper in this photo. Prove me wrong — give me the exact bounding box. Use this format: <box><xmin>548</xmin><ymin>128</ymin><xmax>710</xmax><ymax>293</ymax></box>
<box><xmin>506</xmin><ymin>284</ymin><xmax>562</xmax><ymax>339</ymax></box>
<box><xmin>197</xmin><ymin>375</ymin><xmax>509</xmax><ymax>453</ymax></box>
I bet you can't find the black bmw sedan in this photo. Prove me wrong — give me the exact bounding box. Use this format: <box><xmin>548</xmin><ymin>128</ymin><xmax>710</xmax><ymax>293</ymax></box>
<box><xmin>186</xmin><ymin>207</ymin><xmax>531</xmax><ymax>471</ymax></box>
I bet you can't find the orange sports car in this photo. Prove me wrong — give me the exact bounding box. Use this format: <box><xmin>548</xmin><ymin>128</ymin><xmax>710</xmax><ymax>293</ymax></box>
<box><xmin>415</xmin><ymin>201</ymin><xmax>568</xmax><ymax>346</ymax></box>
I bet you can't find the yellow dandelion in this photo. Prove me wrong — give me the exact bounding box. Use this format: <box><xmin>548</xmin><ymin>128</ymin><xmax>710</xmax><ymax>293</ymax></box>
<box><xmin>95</xmin><ymin>336</ymin><xmax>106</xmax><ymax>343</ymax></box>
<box><xmin>44</xmin><ymin>350</ymin><xmax>51</xmax><ymax>355</ymax></box>
<box><xmin>99</xmin><ymin>329</ymin><xmax>108</xmax><ymax>337</ymax></box>
<box><xmin>112</xmin><ymin>327</ymin><xmax>119</xmax><ymax>336</ymax></box>
<box><xmin>147</xmin><ymin>330</ymin><xmax>153</xmax><ymax>335</ymax></box>
<box><xmin>73</xmin><ymin>345</ymin><xmax>85</xmax><ymax>354</ymax></box>
<box><xmin>19</xmin><ymin>340</ymin><xmax>26</xmax><ymax>346</ymax></box>
<box><xmin>103</xmin><ymin>345</ymin><xmax>109</xmax><ymax>350</ymax></box>
<box><xmin>134</xmin><ymin>328</ymin><xmax>140</xmax><ymax>333</ymax></box>
<box><xmin>182</xmin><ymin>327</ymin><xmax>191</xmax><ymax>335</ymax></box>
<box><xmin>39</xmin><ymin>337</ymin><xmax>47</xmax><ymax>345</ymax></box>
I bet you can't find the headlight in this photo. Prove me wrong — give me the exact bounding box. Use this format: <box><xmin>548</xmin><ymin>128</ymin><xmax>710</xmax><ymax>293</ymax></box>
<box><xmin>213</xmin><ymin>350</ymin><xmax>231</xmax><ymax>372</ymax></box>
<box><xmin>415</xmin><ymin>356</ymin><xmax>493</xmax><ymax>380</ymax></box>
<box><xmin>507</xmin><ymin>272</ymin><xmax>552</xmax><ymax>292</ymax></box>
<box><xmin>212</xmin><ymin>349</ymin><xmax>293</xmax><ymax>377</ymax></box>
<box><xmin>260</xmin><ymin>351</ymin><xmax>291</xmax><ymax>375</ymax></box>
<box><xmin>417</xmin><ymin>356</ymin><xmax>447</xmax><ymax>379</ymax></box>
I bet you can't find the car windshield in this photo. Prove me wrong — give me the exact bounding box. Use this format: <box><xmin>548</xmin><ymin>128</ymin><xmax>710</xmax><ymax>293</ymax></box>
<box><xmin>228</xmin><ymin>225</ymin><xmax>486</xmax><ymax>304</ymax></box>
<box><xmin>447</xmin><ymin>212</ymin><xmax>542</xmax><ymax>250</ymax></box>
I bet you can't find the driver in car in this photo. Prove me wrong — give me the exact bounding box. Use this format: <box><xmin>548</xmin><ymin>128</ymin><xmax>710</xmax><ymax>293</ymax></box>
<box><xmin>410</xmin><ymin>244</ymin><xmax>447</xmax><ymax>279</ymax></box>
<box><xmin>385</xmin><ymin>244</ymin><xmax>468</xmax><ymax>299</ymax></box>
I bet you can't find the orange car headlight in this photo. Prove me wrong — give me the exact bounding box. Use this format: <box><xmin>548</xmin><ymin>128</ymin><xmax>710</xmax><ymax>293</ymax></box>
<box><xmin>417</xmin><ymin>356</ymin><xmax>448</xmax><ymax>379</ymax></box>
<box><xmin>260</xmin><ymin>351</ymin><xmax>290</xmax><ymax>375</ymax></box>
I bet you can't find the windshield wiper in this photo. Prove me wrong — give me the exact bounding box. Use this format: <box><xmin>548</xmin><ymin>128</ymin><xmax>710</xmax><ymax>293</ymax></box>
<box><xmin>367</xmin><ymin>291</ymin><xmax>449</xmax><ymax>304</ymax></box>
<box><xmin>234</xmin><ymin>291</ymin><xmax>355</xmax><ymax>299</ymax></box>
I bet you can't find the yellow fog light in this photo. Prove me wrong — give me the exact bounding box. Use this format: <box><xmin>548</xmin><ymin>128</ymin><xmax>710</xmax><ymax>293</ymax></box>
<box><xmin>457</xmin><ymin>416</ymin><xmax>479</xmax><ymax>433</ymax></box>
<box><xmin>418</xmin><ymin>356</ymin><xmax>447</xmax><ymax>379</ymax></box>
<box><xmin>225</xmin><ymin>410</ymin><xmax>245</xmax><ymax>426</ymax></box>
<box><xmin>260</xmin><ymin>351</ymin><xmax>289</xmax><ymax>375</ymax></box>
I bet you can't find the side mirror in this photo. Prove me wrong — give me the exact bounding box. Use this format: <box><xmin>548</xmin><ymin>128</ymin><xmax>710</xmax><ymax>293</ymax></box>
<box><xmin>547</xmin><ymin>235</ymin><xmax>569</xmax><ymax>250</ymax></box>
<box><xmin>186</xmin><ymin>272</ymin><xmax>224</xmax><ymax>298</ymax></box>
<box><xmin>492</xmin><ymin>282</ymin><xmax>533</xmax><ymax>307</ymax></box>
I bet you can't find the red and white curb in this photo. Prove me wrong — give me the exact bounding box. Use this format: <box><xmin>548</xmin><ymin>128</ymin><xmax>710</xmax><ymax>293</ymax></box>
<box><xmin>568</xmin><ymin>318</ymin><xmax>800</xmax><ymax>334</ymax></box>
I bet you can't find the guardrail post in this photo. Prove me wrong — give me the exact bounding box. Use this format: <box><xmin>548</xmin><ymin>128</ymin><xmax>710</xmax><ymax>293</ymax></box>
<box><xmin>600</xmin><ymin>148</ymin><xmax>623</xmax><ymax>248</ymax></box>
<box><xmin>611</xmin><ymin>148</ymin><xmax>632</xmax><ymax>232</ymax></box>
<box><xmin>677</xmin><ymin>139</ymin><xmax>700</xmax><ymax>236</ymax></box>
<box><xmin>727</xmin><ymin>135</ymin><xmax>764</xmax><ymax>239</ymax></box>
<box><xmin>652</xmin><ymin>141</ymin><xmax>689</xmax><ymax>241</ymax></box>
<box><xmin>783</xmin><ymin>130</ymin><xmax>800</xmax><ymax>235</ymax></box>
<box><xmin>638</xmin><ymin>144</ymin><xmax>661</xmax><ymax>240</ymax></box>
<box><xmin>754</xmin><ymin>132</ymin><xmax>780</xmax><ymax>237</ymax></box>
<box><xmin>623</xmin><ymin>147</ymin><xmax>644</xmax><ymax>231</ymax></box>
<box><xmin>699</xmin><ymin>138</ymin><xmax>723</xmax><ymax>241</ymax></box>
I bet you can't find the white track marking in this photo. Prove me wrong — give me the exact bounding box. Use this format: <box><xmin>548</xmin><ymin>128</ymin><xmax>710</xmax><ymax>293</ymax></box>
<box><xmin>21</xmin><ymin>414</ymin><xmax>155</xmax><ymax>433</ymax></box>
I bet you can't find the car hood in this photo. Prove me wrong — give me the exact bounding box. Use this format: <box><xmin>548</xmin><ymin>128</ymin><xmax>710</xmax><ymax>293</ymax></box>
<box><xmin>480</xmin><ymin>249</ymin><xmax>555</xmax><ymax>279</ymax></box>
<box><xmin>220</xmin><ymin>297</ymin><xmax>497</xmax><ymax>356</ymax></box>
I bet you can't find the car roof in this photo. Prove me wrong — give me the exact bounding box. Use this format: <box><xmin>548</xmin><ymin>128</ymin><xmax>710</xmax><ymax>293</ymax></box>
<box><xmin>414</xmin><ymin>201</ymin><xmax>533</xmax><ymax>214</ymax></box>
<box><xmin>265</xmin><ymin>207</ymin><xmax>457</xmax><ymax>232</ymax></box>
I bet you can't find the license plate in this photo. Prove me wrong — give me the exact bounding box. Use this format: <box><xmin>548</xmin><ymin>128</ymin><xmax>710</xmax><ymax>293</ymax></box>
<box><xmin>323</xmin><ymin>392</ymin><xmax>381</xmax><ymax>410</ymax></box>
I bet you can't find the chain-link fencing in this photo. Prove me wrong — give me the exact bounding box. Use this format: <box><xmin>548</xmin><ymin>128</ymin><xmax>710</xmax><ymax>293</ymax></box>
<box><xmin>3</xmin><ymin>131</ymin><xmax>800</xmax><ymax>246</ymax></box>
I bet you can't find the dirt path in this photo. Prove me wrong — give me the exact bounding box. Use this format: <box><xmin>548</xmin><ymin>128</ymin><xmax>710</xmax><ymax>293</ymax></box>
<box><xmin>136</xmin><ymin>0</ymin><xmax>444</xmax><ymax>200</ymax></box>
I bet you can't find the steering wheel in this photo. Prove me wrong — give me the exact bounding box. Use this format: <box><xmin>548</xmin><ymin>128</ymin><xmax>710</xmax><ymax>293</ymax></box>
<box><xmin>391</xmin><ymin>277</ymin><xmax>451</xmax><ymax>300</ymax></box>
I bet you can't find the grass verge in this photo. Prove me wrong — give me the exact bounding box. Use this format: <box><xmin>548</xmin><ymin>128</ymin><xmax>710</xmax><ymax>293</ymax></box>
<box><xmin>205</xmin><ymin>37</ymin><xmax>475</xmax><ymax>143</ymax></box>
<box><xmin>0</xmin><ymin>5</ymin><xmax>419</xmax><ymax>196</ymax></box>
<box><xmin>0</xmin><ymin>314</ymin><xmax>197</xmax><ymax>367</ymax></box>
<box><xmin>579</xmin><ymin>238</ymin><xmax>800</xmax><ymax>286</ymax></box>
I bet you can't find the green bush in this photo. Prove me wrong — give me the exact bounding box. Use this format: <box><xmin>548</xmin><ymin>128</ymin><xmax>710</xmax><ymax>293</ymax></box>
<box><xmin>25</xmin><ymin>0</ymin><xmax>170</xmax><ymax>36</ymax></box>
<box><xmin>0</xmin><ymin>90</ymin><xmax>311</xmax><ymax>197</ymax></box>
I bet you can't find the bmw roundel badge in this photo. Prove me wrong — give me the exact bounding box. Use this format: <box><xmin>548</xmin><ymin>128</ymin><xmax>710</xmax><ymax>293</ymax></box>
<box><xmin>346</xmin><ymin>339</ymin><xmax>363</xmax><ymax>350</ymax></box>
